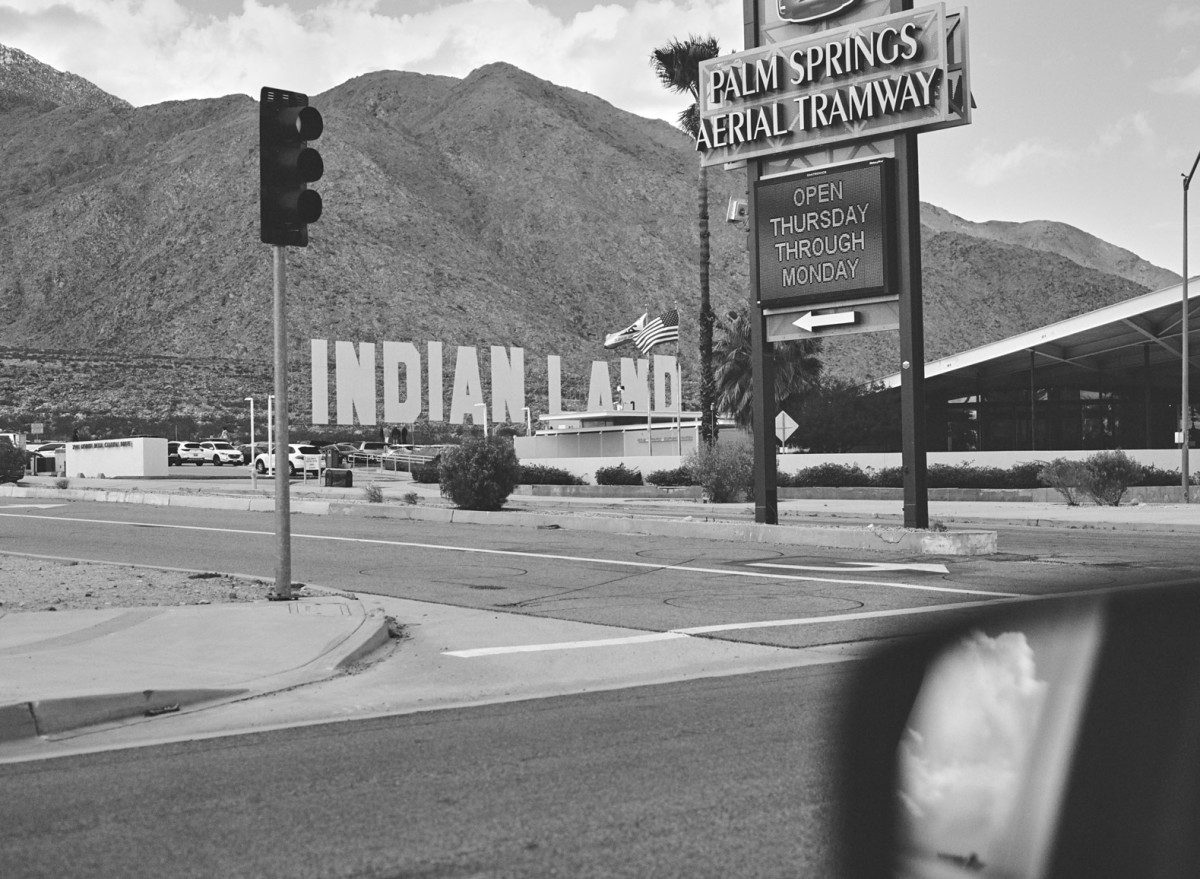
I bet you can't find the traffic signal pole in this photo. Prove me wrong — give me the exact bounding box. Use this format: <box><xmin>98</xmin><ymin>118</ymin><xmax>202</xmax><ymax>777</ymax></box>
<box><xmin>260</xmin><ymin>85</ymin><xmax>323</xmax><ymax>600</ymax></box>
<box><xmin>271</xmin><ymin>245</ymin><xmax>292</xmax><ymax>600</ymax></box>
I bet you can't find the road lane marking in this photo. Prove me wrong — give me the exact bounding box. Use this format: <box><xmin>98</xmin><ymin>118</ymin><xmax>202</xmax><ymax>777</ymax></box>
<box><xmin>445</xmin><ymin>597</ymin><xmax>1021</xmax><ymax>657</ymax></box>
<box><xmin>750</xmin><ymin>561</ymin><xmax>950</xmax><ymax>574</ymax></box>
<box><xmin>0</xmin><ymin>511</ymin><xmax>1017</xmax><ymax>597</ymax></box>
<box><xmin>0</xmin><ymin>503</ymin><xmax>67</xmax><ymax>509</ymax></box>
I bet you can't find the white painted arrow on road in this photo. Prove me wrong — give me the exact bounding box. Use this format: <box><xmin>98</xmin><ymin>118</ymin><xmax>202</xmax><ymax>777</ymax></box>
<box><xmin>750</xmin><ymin>561</ymin><xmax>950</xmax><ymax>574</ymax></box>
<box><xmin>0</xmin><ymin>503</ymin><xmax>67</xmax><ymax>509</ymax></box>
<box><xmin>792</xmin><ymin>310</ymin><xmax>857</xmax><ymax>332</ymax></box>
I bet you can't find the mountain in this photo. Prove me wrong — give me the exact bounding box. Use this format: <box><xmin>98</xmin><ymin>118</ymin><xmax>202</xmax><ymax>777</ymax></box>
<box><xmin>0</xmin><ymin>44</ymin><xmax>129</xmax><ymax>112</ymax></box>
<box><xmin>0</xmin><ymin>45</ymin><xmax>1180</xmax><ymax>433</ymax></box>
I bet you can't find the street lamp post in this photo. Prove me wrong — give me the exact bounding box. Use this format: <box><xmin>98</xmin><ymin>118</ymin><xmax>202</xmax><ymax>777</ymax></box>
<box><xmin>474</xmin><ymin>402</ymin><xmax>488</xmax><ymax>437</ymax></box>
<box><xmin>245</xmin><ymin>396</ymin><xmax>256</xmax><ymax>489</ymax></box>
<box><xmin>1183</xmin><ymin>149</ymin><xmax>1200</xmax><ymax>503</ymax></box>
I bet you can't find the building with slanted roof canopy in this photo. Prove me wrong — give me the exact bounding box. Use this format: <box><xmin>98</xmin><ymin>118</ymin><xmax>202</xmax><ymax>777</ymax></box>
<box><xmin>878</xmin><ymin>278</ymin><xmax>1199</xmax><ymax>456</ymax></box>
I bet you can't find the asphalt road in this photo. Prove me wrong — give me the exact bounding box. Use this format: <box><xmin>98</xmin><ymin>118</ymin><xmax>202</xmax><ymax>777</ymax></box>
<box><xmin>2</xmin><ymin>498</ymin><xmax>1196</xmax><ymax>878</ymax></box>
<box><xmin>1</xmin><ymin>500</ymin><xmax>1195</xmax><ymax>651</ymax></box>
<box><xmin>2</xmin><ymin>663</ymin><xmax>848</xmax><ymax>879</ymax></box>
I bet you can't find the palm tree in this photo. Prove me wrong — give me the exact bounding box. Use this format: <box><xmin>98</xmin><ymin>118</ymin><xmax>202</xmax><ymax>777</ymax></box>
<box><xmin>650</xmin><ymin>35</ymin><xmax>720</xmax><ymax>445</ymax></box>
<box><xmin>714</xmin><ymin>307</ymin><xmax>823</xmax><ymax>429</ymax></box>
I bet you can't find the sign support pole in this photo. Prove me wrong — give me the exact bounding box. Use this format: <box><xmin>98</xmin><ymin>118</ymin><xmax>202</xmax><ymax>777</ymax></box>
<box><xmin>271</xmin><ymin>244</ymin><xmax>293</xmax><ymax>599</ymax></box>
<box><xmin>895</xmin><ymin>131</ymin><xmax>929</xmax><ymax>529</ymax></box>
<box><xmin>744</xmin><ymin>0</ymin><xmax>776</xmax><ymax>525</ymax></box>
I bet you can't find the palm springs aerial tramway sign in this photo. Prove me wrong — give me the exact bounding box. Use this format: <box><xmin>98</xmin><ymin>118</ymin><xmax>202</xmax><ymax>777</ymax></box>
<box><xmin>716</xmin><ymin>0</ymin><xmax>971</xmax><ymax>529</ymax></box>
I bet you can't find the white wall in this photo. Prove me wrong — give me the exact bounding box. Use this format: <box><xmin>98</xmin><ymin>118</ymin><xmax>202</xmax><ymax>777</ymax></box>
<box><xmin>65</xmin><ymin>437</ymin><xmax>168</xmax><ymax>478</ymax></box>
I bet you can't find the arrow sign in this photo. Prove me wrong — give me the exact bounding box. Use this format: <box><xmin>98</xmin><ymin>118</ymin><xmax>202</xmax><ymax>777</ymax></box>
<box><xmin>792</xmin><ymin>310</ymin><xmax>857</xmax><ymax>333</ymax></box>
<box><xmin>750</xmin><ymin>561</ymin><xmax>950</xmax><ymax>574</ymax></box>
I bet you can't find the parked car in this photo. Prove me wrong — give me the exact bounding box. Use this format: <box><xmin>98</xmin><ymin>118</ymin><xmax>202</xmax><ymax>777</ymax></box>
<box><xmin>253</xmin><ymin>443</ymin><xmax>325</xmax><ymax>476</ymax></box>
<box><xmin>168</xmin><ymin>441</ymin><xmax>206</xmax><ymax>466</ymax></box>
<box><xmin>239</xmin><ymin>441</ymin><xmax>269</xmax><ymax>464</ymax></box>
<box><xmin>199</xmin><ymin>440</ymin><xmax>243</xmax><ymax>466</ymax></box>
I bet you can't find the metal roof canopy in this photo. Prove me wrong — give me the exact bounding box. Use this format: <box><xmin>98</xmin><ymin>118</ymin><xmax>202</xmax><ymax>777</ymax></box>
<box><xmin>879</xmin><ymin>278</ymin><xmax>1200</xmax><ymax>399</ymax></box>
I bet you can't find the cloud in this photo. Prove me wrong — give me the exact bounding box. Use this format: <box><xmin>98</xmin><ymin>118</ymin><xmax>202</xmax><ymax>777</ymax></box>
<box><xmin>899</xmin><ymin>630</ymin><xmax>1048</xmax><ymax>862</ymax></box>
<box><xmin>1161</xmin><ymin>3</ymin><xmax>1200</xmax><ymax>29</ymax></box>
<box><xmin>964</xmin><ymin>140</ymin><xmax>1071</xmax><ymax>187</ymax></box>
<box><xmin>1093</xmin><ymin>111</ymin><xmax>1156</xmax><ymax>156</ymax></box>
<box><xmin>1151</xmin><ymin>62</ymin><xmax>1200</xmax><ymax>97</ymax></box>
<box><xmin>0</xmin><ymin>0</ymin><xmax>744</xmax><ymax>123</ymax></box>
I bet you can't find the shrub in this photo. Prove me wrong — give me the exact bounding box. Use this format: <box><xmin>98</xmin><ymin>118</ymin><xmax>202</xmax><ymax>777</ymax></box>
<box><xmin>784</xmin><ymin>463</ymin><xmax>872</xmax><ymax>487</ymax></box>
<box><xmin>1081</xmin><ymin>450</ymin><xmax>1145</xmax><ymax>506</ymax></box>
<box><xmin>0</xmin><ymin>442</ymin><xmax>24</xmax><ymax>483</ymax></box>
<box><xmin>686</xmin><ymin>437</ymin><xmax>754</xmax><ymax>503</ymax></box>
<box><xmin>520</xmin><ymin>464</ymin><xmax>586</xmax><ymax>485</ymax></box>
<box><xmin>596</xmin><ymin>463</ymin><xmax>643</xmax><ymax>486</ymax></box>
<box><xmin>402</xmin><ymin>491</ymin><xmax>418</xmax><ymax>505</ymax></box>
<box><xmin>870</xmin><ymin>466</ymin><xmax>904</xmax><ymax>488</ymax></box>
<box><xmin>1037</xmin><ymin>457</ymin><xmax>1091</xmax><ymax>505</ymax></box>
<box><xmin>438</xmin><ymin>436</ymin><xmax>521</xmax><ymax>511</ymax></box>
<box><xmin>363</xmin><ymin>483</ymin><xmax>384</xmax><ymax>503</ymax></box>
<box><xmin>411</xmin><ymin>456</ymin><xmax>441</xmax><ymax>484</ymax></box>
<box><xmin>646</xmin><ymin>466</ymin><xmax>695</xmax><ymax>487</ymax></box>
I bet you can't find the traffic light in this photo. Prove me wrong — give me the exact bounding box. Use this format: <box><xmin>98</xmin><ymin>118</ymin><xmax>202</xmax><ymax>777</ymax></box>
<box><xmin>260</xmin><ymin>86</ymin><xmax>323</xmax><ymax>247</ymax></box>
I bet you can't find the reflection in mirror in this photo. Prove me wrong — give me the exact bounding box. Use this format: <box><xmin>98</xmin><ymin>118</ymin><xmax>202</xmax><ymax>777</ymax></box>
<box><xmin>895</xmin><ymin>603</ymin><xmax>1104</xmax><ymax>879</ymax></box>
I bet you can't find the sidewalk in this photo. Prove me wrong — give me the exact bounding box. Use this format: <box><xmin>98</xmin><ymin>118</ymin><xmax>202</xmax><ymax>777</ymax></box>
<box><xmin>1</xmin><ymin>470</ymin><xmax>1198</xmax><ymax>751</ymax></box>
<box><xmin>0</xmin><ymin>594</ymin><xmax>389</xmax><ymax>745</ymax></box>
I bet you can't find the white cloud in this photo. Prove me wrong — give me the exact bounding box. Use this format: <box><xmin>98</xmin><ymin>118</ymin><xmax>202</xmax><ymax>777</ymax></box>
<box><xmin>1093</xmin><ymin>111</ymin><xmax>1156</xmax><ymax>155</ymax></box>
<box><xmin>1151</xmin><ymin>62</ymin><xmax>1200</xmax><ymax>97</ymax></box>
<box><xmin>1161</xmin><ymin>3</ymin><xmax>1200</xmax><ymax>29</ymax></box>
<box><xmin>0</xmin><ymin>0</ymin><xmax>744</xmax><ymax>122</ymax></box>
<box><xmin>964</xmin><ymin>140</ymin><xmax>1070</xmax><ymax>187</ymax></box>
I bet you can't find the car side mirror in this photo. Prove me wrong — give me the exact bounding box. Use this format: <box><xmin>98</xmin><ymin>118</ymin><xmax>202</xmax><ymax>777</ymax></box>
<box><xmin>835</xmin><ymin>584</ymin><xmax>1200</xmax><ymax>879</ymax></box>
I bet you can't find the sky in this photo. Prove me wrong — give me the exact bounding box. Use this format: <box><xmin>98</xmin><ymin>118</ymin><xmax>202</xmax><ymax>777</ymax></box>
<box><xmin>3</xmin><ymin>0</ymin><xmax>1200</xmax><ymax>275</ymax></box>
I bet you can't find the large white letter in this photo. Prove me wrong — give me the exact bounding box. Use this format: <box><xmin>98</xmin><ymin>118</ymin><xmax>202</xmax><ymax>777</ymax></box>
<box><xmin>587</xmin><ymin>360</ymin><xmax>614</xmax><ymax>411</ymax></box>
<box><xmin>653</xmin><ymin>354</ymin><xmax>679</xmax><ymax>412</ymax></box>
<box><xmin>449</xmin><ymin>345</ymin><xmax>484</xmax><ymax>424</ymax></box>
<box><xmin>619</xmin><ymin>357</ymin><xmax>651</xmax><ymax>412</ymax></box>
<box><xmin>427</xmin><ymin>341</ymin><xmax>444</xmax><ymax>423</ymax></box>
<box><xmin>547</xmin><ymin>355</ymin><xmax>562</xmax><ymax>415</ymax></box>
<box><xmin>335</xmin><ymin>341</ymin><xmax>377</xmax><ymax>425</ymax></box>
<box><xmin>490</xmin><ymin>346</ymin><xmax>525</xmax><ymax>424</ymax></box>
<box><xmin>311</xmin><ymin>339</ymin><xmax>329</xmax><ymax>425</ymax></box>
<box><xmin>383</xmin><ymin>341</ymin><xmax>422</xmax><ymax>423</ymax></box>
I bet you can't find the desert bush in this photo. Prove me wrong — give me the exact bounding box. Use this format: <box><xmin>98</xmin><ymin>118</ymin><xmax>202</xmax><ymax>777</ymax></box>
<box><xmin>1081</xmin><ymin>449</ymin><xmax>1145</xmax><ymax>506</ymax></box>
<box><xmin>646</xmin><ymin>466</ymin><xmax>694</xmax><ymax>487</ymax></box>
<box><xmin>783</xmin><ymin>463</ymin><xmax>872</xmax><ymax>487</ymax></box>
<box><xmin>411</xmin><ymin>456</ymin><xmax>442</xmax><ymax>484</ymax></box>
<box><xmin>520</xmin><ymin>464</ymin><xmax>586</xmax><ymax>485</ymax></box>
<box><xmin>1037</xmin><ymin>457</ymin><xmax>1091</xmax><ymax>505</ymax></box>
<box><xmin>0</xmin><ymin>442</ymin><xmax>24</xmax><ymax>483</ymax></box>
<box><xmin>596</xmin><ymin>463</ymin><xmax>643</xmax><ymax>486</ymax></box>
<box><xmin>438</xmin><ymin>436</ymin><xmax>521</xmax><ymax>511</ymax></box>
<box><xmin>363</xmin><ymin>483</ymin><xmax>384</xmax><ymax>503</ymax></box>
<box><xmin>686</xmin><ymin>437</ymin><xmax>754</xmax><ymax>502</ymax></box>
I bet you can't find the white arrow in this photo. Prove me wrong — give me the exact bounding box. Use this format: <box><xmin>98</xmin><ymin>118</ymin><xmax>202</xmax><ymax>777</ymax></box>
<box><xmin>750</xmin><ymin>561</ymin><xmax>950</xmax><ymax>574</ymax></box>
<box><xmin>792</xmin><ymin>310</ymin><xmax>857</xmax><ymax>332</ymax></box>
<box><xmin>0</xmin><ymin>503</ymin><xmax>67</xmax><ymax>509</ymax></box>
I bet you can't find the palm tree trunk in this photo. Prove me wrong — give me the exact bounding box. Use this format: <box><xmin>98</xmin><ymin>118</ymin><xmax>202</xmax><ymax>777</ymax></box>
<box><xmin>698</xmin><ymin>161</ymin><xmax>715</xmax><ymax>445</ymax></box>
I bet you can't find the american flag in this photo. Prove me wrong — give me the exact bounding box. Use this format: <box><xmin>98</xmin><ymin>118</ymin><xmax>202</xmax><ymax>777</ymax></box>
<box><xmin>633</xmin><ymin>308</ymin><xmax>680</xmax><ymax>355</ymax></box>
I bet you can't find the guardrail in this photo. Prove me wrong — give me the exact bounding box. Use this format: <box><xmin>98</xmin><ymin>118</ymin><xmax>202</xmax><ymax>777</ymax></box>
<box><xmin>342</xmin><ymin>451</ymin><xmax>439</xmax><ymax>472</ymax></box>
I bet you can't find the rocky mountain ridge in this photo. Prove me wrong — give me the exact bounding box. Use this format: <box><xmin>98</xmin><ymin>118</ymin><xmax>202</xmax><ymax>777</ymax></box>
<box><xmin>0</xmin><ymin>44</ymin><xmax>1180</xmax><ymax>432</ymax></box>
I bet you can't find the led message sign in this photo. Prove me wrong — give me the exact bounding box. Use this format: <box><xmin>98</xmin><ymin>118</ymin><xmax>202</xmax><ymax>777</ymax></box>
<box><xmin>697</xmin><ymin>2</ymin><xmax>969</xmax><ymax>166</ymax></box>
<box><xmin>756</xmin><ymin>158</ymin><xmax>891</xmax><ymax>306</ymax></box>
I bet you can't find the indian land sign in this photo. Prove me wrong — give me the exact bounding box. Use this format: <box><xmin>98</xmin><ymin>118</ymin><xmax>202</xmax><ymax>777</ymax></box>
<box><xmin>756</xmin><ymin>158</ymin><xmax>891</xmax><ymax>307</ymax></box>
<box><xmin>309</xmin><ymin>340</ymin><xmax>683</xmax><ymax>427</ymax></box>
<box><xmin>696</xmin><ymin>2</ymin><xmax>969</xmax><ymax>167</ymax></box>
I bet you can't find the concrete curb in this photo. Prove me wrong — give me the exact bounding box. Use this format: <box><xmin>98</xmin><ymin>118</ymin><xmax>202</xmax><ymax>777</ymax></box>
<box><xmin>1</xmin><ymin>483</ymin><xmax>997</xmax><ymax>555</ymax></box>
<box><xmin>0</xmin><ymin>688</ymin><xmax>248</xmax><ymax>743</ymax></box>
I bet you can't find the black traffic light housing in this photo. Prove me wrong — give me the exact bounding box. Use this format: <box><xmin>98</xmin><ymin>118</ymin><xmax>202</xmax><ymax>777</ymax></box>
<box><xmin>260</xmin><ymin>86</ymin><xmax>323</xmax><ymax>247</ymax></box>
